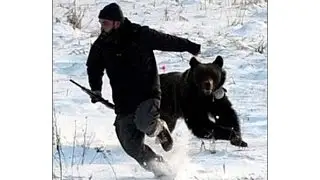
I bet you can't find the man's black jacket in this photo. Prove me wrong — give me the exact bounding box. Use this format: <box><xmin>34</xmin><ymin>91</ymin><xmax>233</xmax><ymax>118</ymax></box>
<box><xmin>86</xmin><ymin>18</ymin><xmax>200</xmax><ymax>114</ymax></box>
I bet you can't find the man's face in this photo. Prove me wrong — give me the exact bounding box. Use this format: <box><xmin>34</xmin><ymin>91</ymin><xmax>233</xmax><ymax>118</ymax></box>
<box><xmin>99</xmin><ymin>19</ymin><xmax>121</xmax><ymax>33</ymax></box>
<box><xmin>99</xmin><ymin>19</ymin><xmax>114</xmax><ymax>33</ymax></box>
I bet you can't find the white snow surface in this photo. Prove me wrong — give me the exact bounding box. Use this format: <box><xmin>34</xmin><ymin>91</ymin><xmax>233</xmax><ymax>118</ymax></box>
<box><xmin>53</xmin><ymin>0</ymin><xmax>267</xmax><ymax>179</ymax></box>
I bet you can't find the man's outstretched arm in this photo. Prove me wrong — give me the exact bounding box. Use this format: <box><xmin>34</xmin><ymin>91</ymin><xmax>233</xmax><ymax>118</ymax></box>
<box><xmin>140</xmin><ymin>26</ymin><xmax>201</xmax><ymax>55</ymax></box>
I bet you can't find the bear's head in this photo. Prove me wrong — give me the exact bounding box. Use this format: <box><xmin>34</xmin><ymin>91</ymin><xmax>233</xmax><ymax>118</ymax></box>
<box><xmin>188</xmin><ymin>56</ymin><xmax>226</xmax><ymax>96</ymax></box>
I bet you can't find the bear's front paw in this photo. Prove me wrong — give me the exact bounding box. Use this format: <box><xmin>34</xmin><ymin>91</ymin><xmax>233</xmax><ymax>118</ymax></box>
<box><xmin>230</xmin><ymin>136</ymin><xmax>248</xmax><ymax>147</ymax></box>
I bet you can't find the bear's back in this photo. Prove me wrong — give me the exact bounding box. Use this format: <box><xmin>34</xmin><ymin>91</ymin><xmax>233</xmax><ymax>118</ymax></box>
<box><xmin>159</xmin><ymin>72</ymin><xmax>184</xmax><ymax>118</ymax></box>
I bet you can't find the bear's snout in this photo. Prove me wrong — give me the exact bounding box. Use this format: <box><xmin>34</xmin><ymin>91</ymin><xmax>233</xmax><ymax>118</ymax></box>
<box><xmin>204</xmin><ymin>81</ymin><xmax>213</xmax><ymax>90</ymax></box>
<box><xmin>201</xmin><ymin>79</ymin><xmax>214</xmax><ymax>96</ymax></box>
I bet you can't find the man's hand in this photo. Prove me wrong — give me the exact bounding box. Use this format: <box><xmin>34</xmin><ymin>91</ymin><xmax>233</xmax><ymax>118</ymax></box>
<box><xmin>190</xmin><ymin>44</ymin><xmax>201</xmax><ymax>56</ymax></box>
<box><xmin>90</xmin><ymin>90</ymin><xmax>102</xmax><ymax>103</ymax></box>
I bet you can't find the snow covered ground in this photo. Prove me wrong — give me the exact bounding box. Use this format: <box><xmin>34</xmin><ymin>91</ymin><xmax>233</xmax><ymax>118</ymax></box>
<box><xmin>53</xmin><ymin>0</ymin><xmax>267</xmax><ymax>179</ymax></box>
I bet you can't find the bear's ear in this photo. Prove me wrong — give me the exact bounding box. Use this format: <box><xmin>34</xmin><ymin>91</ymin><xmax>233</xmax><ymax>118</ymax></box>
<box><xmin>213</xmin><ymin>55</ymin><xmax>224</xmax><ymax>68</ymax></box>
<box><xmin>189</xmin><ymin>57</ymin><xmax>200</xmax><ymax>68</ymax></box>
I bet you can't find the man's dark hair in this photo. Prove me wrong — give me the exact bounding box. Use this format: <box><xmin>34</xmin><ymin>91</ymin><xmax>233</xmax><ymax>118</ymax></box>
<box><xmin>98</xmin><ymin>3</ymin><xmax>124</xmax><ymax>23</ymax></box>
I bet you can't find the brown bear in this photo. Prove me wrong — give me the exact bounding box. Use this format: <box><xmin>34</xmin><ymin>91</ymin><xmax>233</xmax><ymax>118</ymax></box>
<box><xmin>159</xmin><ymin>56</ymin><xmax>247</xmax><ymax>147</ymax></box>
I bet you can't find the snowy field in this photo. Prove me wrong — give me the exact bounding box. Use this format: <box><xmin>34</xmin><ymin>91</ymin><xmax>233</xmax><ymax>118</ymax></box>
<box><xmin>53</xmin><ymin>0</ymin><xmax>267</xmax><ymax>179</ymax></box>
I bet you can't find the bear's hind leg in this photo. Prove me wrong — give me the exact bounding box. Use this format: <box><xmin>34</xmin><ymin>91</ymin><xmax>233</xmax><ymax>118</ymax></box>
<box><xmin>185</xmin><ymin>119</ymin><xmax>215</xmax><ymax>139</ymax></box>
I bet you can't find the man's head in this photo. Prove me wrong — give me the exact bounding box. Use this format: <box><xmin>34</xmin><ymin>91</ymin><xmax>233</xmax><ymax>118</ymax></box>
<box><xmin>98</xmin><ymin>3</ymin><xmax>124</xmax><ymax>33</ymax></box>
